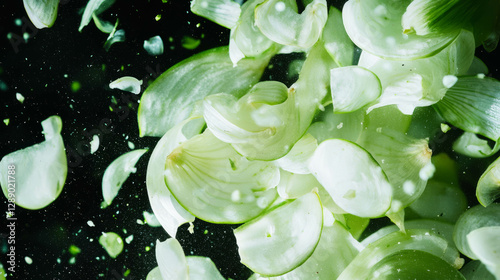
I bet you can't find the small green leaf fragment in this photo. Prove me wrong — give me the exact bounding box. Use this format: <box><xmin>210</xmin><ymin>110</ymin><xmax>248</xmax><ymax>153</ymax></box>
<box><xmin>99</xmin><ymin>232</ymin><xmax>124</xmax><ymax>259</ymax></box>
<box><xmin>181</xmin><ymin>36</ymin><xmax>201</xmax><ymax>50</ymax></box>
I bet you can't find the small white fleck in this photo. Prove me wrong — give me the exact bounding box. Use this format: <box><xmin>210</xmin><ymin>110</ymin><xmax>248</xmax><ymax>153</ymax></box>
<box><xmin>477</xmin><ymin>73</ymin><xmax>485</xmax><ymax>79</ymax></box>
<box><xmin>125</xmin><ymin>235</ymin><xmax>134</xmax><ymax>244</ymax></box>
<box><xmin>90</xmin><ymin>135</ymin><xmax>100</xmax><ymax>154</ymax></box>
<box><xmin>442</xmin><ymin>75</ymin><xmax>458</xmax><ymax>88</ymax></box>
<box><xmin>127</xmin><ymin>141</ymin><xmax>135</xmax><ymax>150</ymax></box>
<box><xmin>16</xmin><ymin>93</ymin><xmax>25</xmax><ymax>103</ymax></box>
<box><xmin>275</xmin><ymin>1</ymin><xmax>286</xmax><ymax>12</ymax></box>
<box><xmin>419</xmin><ymin>162</ymin><xmax>435</xmax><ymax>180</ymax></box>
<box><xmin>87</xmin><ymin>220</ymin><xmax>96</xmax><ymax>227</ymax></box>
<box><xmin>374</xmin><ymin>5</ymin><xmax>387</xmax><ymax>16</ymax></box>
<box><xmin>403</xmin><ymin>181</ymin><xmax>415</xmax><ymax>195</ymax></box>
<box><xmin>231</xmin><ymin>190</ymin><xmax>241</xmax><ymax>202</ymax></box>
<box><xmin>336</xmin><ymin>122</ymin><xmax>343</xmax><ymax>129</ymax></box>
<box><xmin>25</xmin><ymin>256</ymin><xmax>33</xmax><ymax>264</ymax></box>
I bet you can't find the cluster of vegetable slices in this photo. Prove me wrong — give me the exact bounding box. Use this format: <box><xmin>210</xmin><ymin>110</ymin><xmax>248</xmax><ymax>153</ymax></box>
<box><xmin>2</xmin><ymin>0</ymin><xmax>500</xmax><ymax>279</ymax></box>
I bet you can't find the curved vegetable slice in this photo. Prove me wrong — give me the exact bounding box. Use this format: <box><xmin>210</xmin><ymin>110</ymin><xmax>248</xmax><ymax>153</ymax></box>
<box><xmin>402</xmin><ymin>0</ymin><xmax>480</xmax><ymax>36</ymax></box>
<box><xmin>337</xmin><ymin>229</ymin><xmax>463</xmax><ymax>280</ymax></box>
<box><xmin>342</xmin><ymin>0</ymin><xmax>458</xmax><ymax>60</ymax></box>
<box><xmin>102</xmin><ymin>149</ymin><xmax>148</xmax><ymax>207</ymax></box>
<box><xmin>229</xmin><ymin>0</ymin><xmax>276</xmax><ymax>65</ymax></box>
<box><xmin>358</xmin><ymin>128</ymin><xmax>432</xmax><ymax>214</ymax></box>
<box><xmin>155</xmin><ymin>239</ymin><xmax>188</xmax><ymax>280</ymax></box>
<box><xmin>23</xmin><ymin>0</ymin><xmax>59</xmax><ymax>29</ymax></box>
<box><xmin>361</xmin><ymin>219</ymin><xmax>455</xmax><ymax>248</ymax></box>
<box><xmin>203</xmin><ymin>81</ymin><xmax>301</xmax><ymax>160</ymax></box>
<box><xmin>477</xmin><ymin>156</ymin><xmax>500</xmax><ymax>206</ymax></box>
<box><xmin>138</xmin><ymin>46</ymin><xmax>270</xmax><ymax>137</ymax></box>
<box><xmin>467</xmin><ymin>226</ymin><xmax>500</xmax><ymax>279</ymax></box>
<box><xmin>79</xmin><ymin>0</ymin><xmax>116</xmax><ymax>32</ymax></box>
<box><xmin>309</xmin><ymin>139</ymin><xmax>392</xmax><ymax>218</ymax></box>
<box><xmin>146</xmin><ymin>118</ymin><xmax>203</xmax><ymax>237</ymax></box>
<box><xmin>104</xmin><ymin>28</ymin><xmax>125</xmax><ymax>51</ymax></box>
<box><xmin>143</xmin><ymin>36</ymin><xmax>164</xmax><ymax>56</ymax></box>
<box><xmin>234</xmin><ymin>192</ymin><xmax>323</xmax><ymax>276</ymax></box>
<box><xmin>186</xmin><ymin>256</ymin><xmax>225</xmax><ymax>280</ymax></box>
<box><xmin>461</xmin><ymin>260</ymin><xmax>496</xmax><ymax>280</ymax></box>
<box><xmin>434</xmin><ymin>76</ymin><xmax>500</xmax><ymax>141</ymax></box>
<box><xmin>146</xmin><ymin>267</ymin><xmax>162</xmax><ymax>280</ymax></box>
<box><xmin>366</xmin><ymin>250</ymin><xmax>466</xmax><ymax>280</ymax></box>
<box><xmin>164</xmin><ymin>131</ymin><xmax>279</xmax><ymax>223</ymax></box>
<box><xmin>330</xmin><ymin>66</ymin><xmax>381</xmax><ymax>113</ymax></box>
<box><xmin>275</xmin><ymin>133</ymin><xmax>317</xmax><ymax>174</ymax></box>
<box><xmin>109</xmin><ymin>76</ymin><xmax>142</xmax><ymax>94</ymax></box>
<box><xmin>358</xmin><ymin>30</ymin><xmax>474</xmax><ymax>115</ymax></box>
<box><xmin>254</xmin><ymin>0</ymin><xmax>327</xmax><ymax>49</ymax></box>
<box><xmin>321</xmin><ymin>6</ymin><xmax>353</xmax><ymax>67</ymax></box>
<box><xmin>453</xmin><ymin>204</ymin><xmax>500</xmax><ymax>259</ymax></box>
<box><xmin>268</xmin><ymin>221</ymin><xmax>360</xmax><ymax>279</ymax></box>
<box><xmin>453</xmin><ymin>132</ymin><xmax>500</xmax><ymax>158</ymax></box>
<box><xmin>99</xmin><ymin>232</ymin><xmax>124</xmax><ymax>259</ymax></box>
<box><xmin>0</xmin><ymin>115</ymin><xmax>67</xmax><ymax>210</ymax></box>
<box><xmin>190</xmin><ymin>0</ymin><xmax>241</xmax><ymax>29</ymax></box>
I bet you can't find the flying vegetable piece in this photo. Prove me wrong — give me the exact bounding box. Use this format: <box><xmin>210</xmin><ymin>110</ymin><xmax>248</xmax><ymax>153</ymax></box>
<box><xmin>109</xmin><ymin>76</ymin><xmax>142</xmax><ymax>94</ymax></box>
<box><xmin>79</xmin><ymin>0</ymin><xmax>116</xmax><ymax>32</ymax></box>
<box><xmin>342</xmin><ymin>0</ymin><xmax>458</xmax><ymax>60</ymax></box>
<box><xmin>102</xmin><ymin>149</ymin><xmax>148</xmax><ymax>207</ymax></box>
<box><xmin>477</xmin><ymin>156</ymin><xmax>500</xmax><ymax>206</ymax></box>
<box><xmin>23</xmin><ymin>0</ymin><xmax>59</xmax><ymax>29</ymax></box>
<box><xmin>138</xmin><ymin>46</ymin><xmax>271</xmax><ymax>137</ymax></box>
<box><xmin>0</xmin><ymin>115</ymin><xmax>67</xmax><ymax>210</ymax></box>
<box><xmin>99</xmin><ymin>232</ymin><xmax>124</xmax><ymax>259</ymax></box>
<box><xmin>235</xmin><ymin>192</ymin><xmax>323</xmax><ymax>276</ymax></box>
<box><xmin>164</xmin><ymin>130</ymin><xmax>279</xmax><ymax>224</ymax></box>
<box><xmin>190</xmin><ymin>0</ymin><xmax>241</xmax><ymax>29</ymax></box>
<box><xmin>143</xmin><ymin>36</ymin><xmax>164</xmax><ymax>56</ymax></box>
<box><xmin>467</xmin><ymin>226</ymin><xmax>500</xmax><ymax>279</ymax></box>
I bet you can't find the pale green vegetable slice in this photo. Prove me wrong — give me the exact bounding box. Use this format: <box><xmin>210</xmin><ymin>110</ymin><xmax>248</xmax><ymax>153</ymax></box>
<box><xmin>164</xmin><ymin>131</ymin><xmax>278</xmax><ymax>223</ymax></box>
<box><xmin>90</xmin><ymin>134</ymin><xmax>99</xmax><ymax>154</ymax></box>
<box><xmin>453</xmin><ymin>132</ymin><xmax>500</xmax><ymax>158</ymax></box>
<box><xmin>79</xmin><ymin>0</ymin><xmax>115</xmax><ymax>32</ymax></box>
<box><xmin>99</xmin><ymin>232</ymin><xmax>124</xmax><ymax>259</ymax></box>
<box><xmin>461</xmin><ymin>260</ymin><xmax>496</xmax><ymax>280</ymax></box>
<box><xmin>337</xmin><ymin>229</ymin><xmax>463</xmax><ymax>280</ymax></box>
<box><xmin>146</xmin><ymin>267</ymin><xmax>162</xmax><ymax>280</ymax></box>
<box><xmin>138</xmin><ymin>46</ymin><xmax>270</xmax><ymax>137</ymax></box>
<box><xmin>358</xmin><ymin>128</ymin><xmax>432</xmax><ymax>214</ymax></box>
<box><xmin>321</xmin><ymin>6</ymin><xmax>353</xmax><ymax>67</ymax></box>
<box><xmin>0</xmin><ymin>262</ymin><xmax>5</xmax><ymax>280</ymax></box>
<box><xmin>190</xmin><ymin>0</ymin><xmax>241</xmax><ymax>29</ymax></box>
<box><xmin>102</xmin><ymin>149</ymin><xmax>148</xmax><ymax>207</ymax></box>
<box><xmin>186</xmin><ymin>256</ymin><xmax>225</xmax><ymax>280</ymax></box>
<box><xmin>342</xmin><ymin>0</ymin><xmax>458</xmax><ymax>60</ymax></box>
<box><xmin>203</xmin><ymin>81</ymin><xmax>301</xmax><ymax>160</ymax></box>
<box><xmin>366</xmin><ymin>249</ymin><xmax>466</xmax><ymax>280</ymax></box>
<box><xmin>453</xmin><ymin>204</ymin><xmax>500</xmax><ymax>259</ymax></box>
<box><xmin>229</xmin><ymin>0</ymin><xmax>276</xmax><ymax>65</ymax></box>
<box><xmin>143</xmin><ymin>36</ymin><xmax>164</xmax><ymax>56</ymax></box>
<box><xmin>234</xmin><ymin>192</ymin><xmax>323</xmax><ymax>276</ymax></box>
<box><xmin>402</xmin><ymin>0</ymin><xmax>480</xmax><ymax>36</ymax></box>
<box><xmin>109</xmin><ymin>76</ymin><xmax>142</xmax><ymax>94</ymax></box>
<box><xmin>330</xmin><ymin>66</ymin><xmax>381</xmax><ymax>113</ymax></box>
<box><xmin>143</xmin><ymin>211</ymin><xmax>161</xmax><ymax>227</ymax></box>
<box><xmin>434</xmin><ymin>76</ymin><xmax>500</xmax><ymax>141</ymax></box>
<box><xmin>104</xmin><ymin>28</ymin><xmax>125</xmax><ymax>51</ymax></box>
<box><xmin>358</xmin><ymin>30</ymin><xmax>475</xmax><ymax>115</ymax></box>
<box><xmin>23</xmin><ymin>0</ymin><xmax>59</xmax><ymax>29</ymax></box>
<box><xmin>467</xmin><ymin>226</ymin><xmax>500</xmax><ymax>279</ymax></box>
<box><xmin>309</xmin><ymin>139</ymin><xmax>392</xmax><ymax>218</ymax></box>
<box><xmin>0</xmin><ymin>116</ymin><xmax>67</xmax><ymax>210</ymax></box>
<box><xmin>146</xmin><ymin>118</ymin><xmax>202</xmax><ymax>237</ymax></box>
<box><xmin>155</xmin><ymin>238</ymin><xmax>188</xmax><ymax>280</ymax></box>
<box><xmin>265</xmin><ymin>221</ymin><xmax>360</xmax><ymax>279</ymax></box>
<box><xmin>275</xmin><ymin>133</ymin><xmax>317</xmax><ymax>174</ymax></box>
<box><xmin>91</xmin><ymin>14</ymin><xmax>114</xmax><ymax>33</ymax></box>
<box><xmin>254</xmin><ymin>0</ymin><xmax>327</xmax><ymax>49</ymax></box>
<box><xmin>361</xmin><ymin>219</ymin><xmax>455</xmax><ymax>248</ymax></box>
<box><xmin>477</xmin><ymin>155</ymin><xmax>500</xmax><ymax>206</ymax></box>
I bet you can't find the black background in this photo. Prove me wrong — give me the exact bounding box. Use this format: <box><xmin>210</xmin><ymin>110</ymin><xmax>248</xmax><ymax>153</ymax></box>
<box><xmin>0</xmin><ymin>1</ymin><xmax>499</xmax><ymax>280</ymax></box>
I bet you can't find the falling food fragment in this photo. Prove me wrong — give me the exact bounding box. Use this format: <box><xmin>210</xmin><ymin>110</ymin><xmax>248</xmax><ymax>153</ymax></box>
<box><xmin>25</xmin><ymin>256</ymin><xmax>33</xmax><ymax>265</ymax></box>
<box><xmin>442</xmin><ymin>75</ymin><xmax>458</xmax><ymax>88</ymax></box>
<box><xmin>143</xmin><ymin>211</ymin><xmax>161</xmax><ymax>227</ymax></box>
<box><xmin>87</xmin><ymin>220</ymin><xmax>95</xmax><ymax>227</ymax></box>
<box><xmin>69</xmin><ymin>245</ymin><xmax>81</xmax><ymax>255</ymax></box>
<box><xmin>125</xmin><ymin>235</ymin><xmax>134</xmax><ymax>244</ymax></box>
<box><xmin>127</xmin><ymin>141</ymin><xmax>135</xmax><ymax>149</ymax></box>
<box><xmin>99</xmin><ymin>232</ymin><xmax>124</xmax><ymax>259</ymax></box>
<box><xmin>441</xmin><ymin>123</ymin><xmax>451</xmax><ymax>133</ymax></box>
<box><xmin>188</xmin><ymin>222</ymin><xmax>195</xmax><ymax>234</ymax></box>
<box><xmin>71</xmin><ymin>81</ymin><xmax>81</xmax><ymax>92</ymax></box>
<box><xmin>155</xmin><ymin>14</ymin><xmax>161</xmax><ymax>21</ymax></box>
<box><xmin>90</xmin><ymin>135</ymin><xmax>100</xmax><ymax>154</ymax></box>
<box><xmin>3</xmin><ymin>119</ymin><xmax>9</xmax><ymax>126</ymax></box>
<box><xmin>144</xmin><ymin>36</ymin><xmax>164</xmax><ymax>56</ymax></box>
<box><xmin>109</xmin><ymin>76</ymin><xmax>143</xmax><ymax>94</ymax></box>
<box><xmin>16</xmin><ymin>93</ymin><xmax>25</xmax><ymax>103</ymax></box>
<box><xmin>181</xmin><ymin>36</ymin><xmax>201</xmax><ymax>50</ymax></box>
